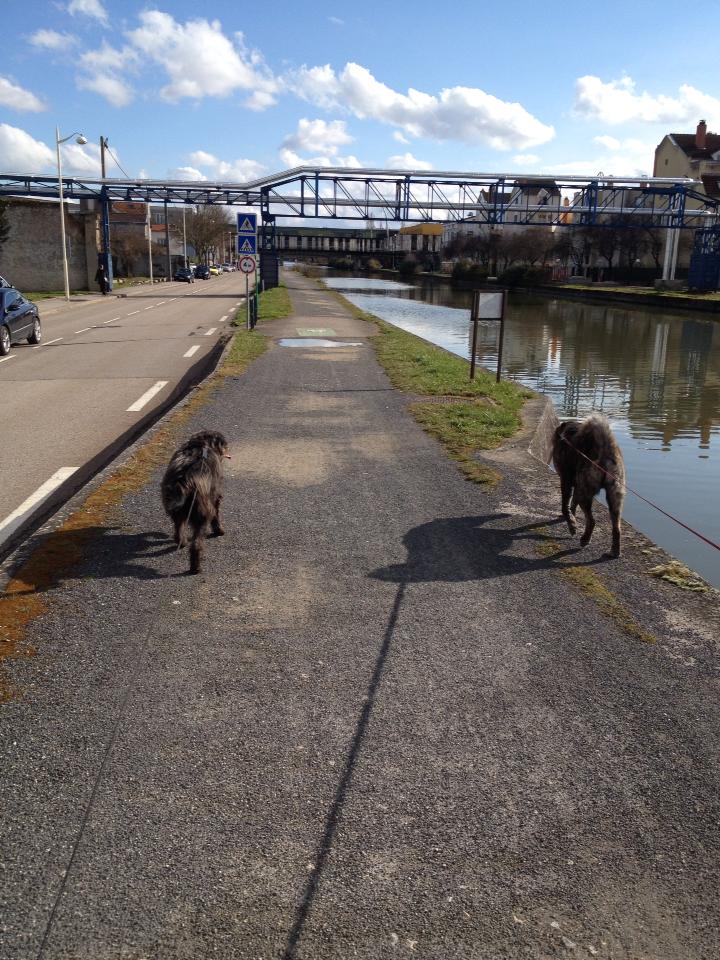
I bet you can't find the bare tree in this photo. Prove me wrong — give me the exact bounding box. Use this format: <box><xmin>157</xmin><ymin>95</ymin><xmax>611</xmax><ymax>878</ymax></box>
<box><xmin>183</xmin><ymin>206</ymin><xmax>234</xmax><ymax>263</ymax></box>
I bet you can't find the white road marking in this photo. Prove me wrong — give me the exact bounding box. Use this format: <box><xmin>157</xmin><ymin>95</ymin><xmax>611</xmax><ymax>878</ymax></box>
<box><xmin>0</xmin><ymin>354</ymin><xmax>16</xmax><ymax>363</ymax></box>
<box><xmin>127</xmin><ymin>310</ymin><xmax>140</xmax><ymax>316</ymax></box>
<box><xmin>204</xmin><ymin>327</ymin><xmax>217</xmax><ymax>336</ymax></box>
<box><xmin>219</xmin><ymin>315</ymin><xmax>228</xmax><ymax>322</ymax></box>
<box><xmin>104</xmin><ymin>317</ymin><xmax>119</xmax><ymax>324</ymax></box>
<box><xmin>43</xmin><ymin>337</ymin><xmax>64</xmax><ymax>346</ymax></box>
<box><xmin>157</xmin><ymin>300</ymin><xmax>166</xmax><ymax>305</ymax></box>
<box><xmin>74</xmin><ymin>327</ymin><xmax>91</xmax><ymax>334</ymax></box>
<box><xmin>183</xmin><ymin>345</ymin><xmax>200</xmax><ymax>358</ymax></box>
<box><xmin>144</xmin><ymin>305</ymin><xmax>154</xmax><ymax>310</ymax></box>
<box><xmin>127</xmin><ymin>380</ymin><xmax>169</xmax><ymax>412</ymax></box>
<box><xmin>168</xmin><ymin>297</ymin><xmax>177</xmax><ymax>302</ymax></box>
<box><xmin>0</xmin><ymin>467</ymin><xmax>78</xmax><ymax>546</ymax></box>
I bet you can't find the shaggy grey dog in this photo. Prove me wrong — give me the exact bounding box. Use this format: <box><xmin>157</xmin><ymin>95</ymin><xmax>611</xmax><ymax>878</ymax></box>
<box><xmin>552</xmin><ymin>414</ymin><xmax>625</xmax><ymax>557</ymax></box>
<box><xmin>161</xmin><ymin>430</ymin><xmax>230</xmax><ymax>574</ymax></box>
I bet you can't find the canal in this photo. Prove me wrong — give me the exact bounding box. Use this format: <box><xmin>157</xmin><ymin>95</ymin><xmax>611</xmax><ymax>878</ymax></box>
<box><xmin>321</xmin><ymin>274</ymin><xmax>720</xmax><ymax>588</ymax></box>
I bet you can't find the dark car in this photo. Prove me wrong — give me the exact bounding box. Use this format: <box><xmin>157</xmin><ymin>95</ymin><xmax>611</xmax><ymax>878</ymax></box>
<box><xmin>0</xmin><ymin>287</ymin><xmax>41</xmax><ymax>355</ymax></box>
<box><xmin>194</xmin><ymin>265</ymin><xmax>211</xmax><ymax>280</ymax></box>
<box><xmin>173</xmin><ymin>267</ymin><xmax>195</xmax><ymax>283</ymax></box>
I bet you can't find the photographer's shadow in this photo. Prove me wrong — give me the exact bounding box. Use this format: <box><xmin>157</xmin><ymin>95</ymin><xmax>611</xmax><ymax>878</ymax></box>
<box><xmin>369</xmin><ymin>513</ymin><xmax>600</xmax><ymax>584</ymax></box>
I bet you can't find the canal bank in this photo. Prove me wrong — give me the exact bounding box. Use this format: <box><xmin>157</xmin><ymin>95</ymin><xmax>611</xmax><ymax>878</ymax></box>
<box><xmin>320</xmin><ymin>272</ymin><xmax>720</xmax><ymax>588</ymax></box>
<box><xmin>2</xmin><ymin>268</ymin><xmax>719</xmax><ymax>959</ymax></box>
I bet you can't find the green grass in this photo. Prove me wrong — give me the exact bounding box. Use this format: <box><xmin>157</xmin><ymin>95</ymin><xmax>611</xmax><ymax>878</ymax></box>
<box><xmin>323</xmin><ymin>285</ymin><xmax>531</xmax><ymax>485</ymax></box>
<box><xmin>24</xmin><ymin>290</ymin><xmax>86</xmax><ymax>301</ymax></box>
<box><xmin>258</xmin><ymin>284</ymin><xmax>292</xmax><ymax>321</ymax></box>
<box><xmin>563</xmin><ymin>282</ymin><xmax>720</xmax><ymax>302</ymax></box>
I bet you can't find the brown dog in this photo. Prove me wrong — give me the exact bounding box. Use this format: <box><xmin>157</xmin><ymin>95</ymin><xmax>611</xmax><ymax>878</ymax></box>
<box><xmin>161</xmin><ymin>430</ymin><xmax>230</xmax><ymax>574</ymax></box>
<box><xmin>552</xmin><ymin>414</ymin><xmax>625</xmax><ymax>557</ymax></box>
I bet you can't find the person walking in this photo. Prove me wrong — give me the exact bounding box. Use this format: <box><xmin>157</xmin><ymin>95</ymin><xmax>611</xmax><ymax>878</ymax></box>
<box><xmin>94</xmin><ymin>262</ymin><xmax>109</xmax><ymax>295</ymax></box>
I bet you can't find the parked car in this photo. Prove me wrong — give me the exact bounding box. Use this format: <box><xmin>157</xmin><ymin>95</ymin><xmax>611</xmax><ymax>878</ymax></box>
<box><xmin>209</xmin><ymin>265</ymin><xmax>222</xmax><ymax>276</ymax></box>
<box><xmin>221</xmin><ymin>263</ymin><xmax>236</xmax><ymax>272</ymax></box>
<box><xmin>173</xmin><ymin>267</ymin><xmax>195</xmax><ymax>283</ymax></box>
<box><xmin>195</xmin><ymin>265</ymin><xmax>210</xmax><ymax>280</ymax></box>
<box><xmin>0</xmin><ymin>286</ymin><xmax>41</xmax><ymax>355</ymax></box>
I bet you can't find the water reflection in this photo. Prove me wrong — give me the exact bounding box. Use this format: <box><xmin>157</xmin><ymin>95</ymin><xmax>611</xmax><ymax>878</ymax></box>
<box><xmin>321</xmin><ymin>274</ymin><xmax>720</xmax><ymax>586</ymax></box>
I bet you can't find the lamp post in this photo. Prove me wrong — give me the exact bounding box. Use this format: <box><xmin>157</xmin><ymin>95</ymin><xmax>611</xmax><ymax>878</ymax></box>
<box><xmin>56</xmin><ymin>126</ymin><xmax>87</xmax><ymax>301</ymax></box>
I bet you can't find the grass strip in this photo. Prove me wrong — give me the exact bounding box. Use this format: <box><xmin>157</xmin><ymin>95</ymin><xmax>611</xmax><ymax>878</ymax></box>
<box><xmin>324</xmin><ymin>285</ymin><xmax>531</xmax><ymax>485</ymax></box>
<box><xmin>536</xmin><ymin>532</ymin><xmax>656</xmax><ymax>644</ymax></box>
<box><xmin>0</xmin><ymin>318</ymin><xmax>267</xmax><ymax>699</ymax></box>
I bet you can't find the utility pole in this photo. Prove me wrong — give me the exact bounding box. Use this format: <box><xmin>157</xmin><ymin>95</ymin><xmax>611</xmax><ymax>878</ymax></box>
<box><xmin>99</xmin><ymin>136</ymin><xmax>112</xmax><ymax>290</ymax></box>
<box><xmin>100</xmin><ymin>136</ymin><xmax>108</xmax><ymax>178</ymax></box>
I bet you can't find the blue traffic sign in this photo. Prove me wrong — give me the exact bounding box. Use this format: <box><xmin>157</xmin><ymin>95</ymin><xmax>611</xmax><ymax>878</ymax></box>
<box><xmin>237</xmin><ymin>213</ymin><xmax>257</xmax><ymax>234</ymax></box>
<box><xmin>237</xmin><ymin>235</ymin><xmax>257</xmax><ymax>254</ymax></box>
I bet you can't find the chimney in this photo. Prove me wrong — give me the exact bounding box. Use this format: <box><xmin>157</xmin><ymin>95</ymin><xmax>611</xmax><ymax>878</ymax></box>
<box><xmin>696</xmin><ymin>119</ymin><xmax>707</xmax><ymax>150</ymax></box>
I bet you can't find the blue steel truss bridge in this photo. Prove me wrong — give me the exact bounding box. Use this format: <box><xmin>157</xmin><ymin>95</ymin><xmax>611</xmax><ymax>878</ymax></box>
<box><xmin>2</xmin><ymin>165</ymin><xmax>718</xmax><ymax>283</ymax></box>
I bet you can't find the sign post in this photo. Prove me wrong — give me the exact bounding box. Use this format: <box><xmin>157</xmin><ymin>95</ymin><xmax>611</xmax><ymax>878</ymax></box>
<box><xmin>239</xmin><ymin>256</ymin><xmax>256</xmax><ymax>329</ymax></box>
<box><xmin>237</xmin><ymin>214</ymin><xmax>258</xmax><ymax>329</ymax></box>
<box><xmin>469</xmin><ymin>290</ymin><xmax>506</xmax><ymax>381</ymax></box>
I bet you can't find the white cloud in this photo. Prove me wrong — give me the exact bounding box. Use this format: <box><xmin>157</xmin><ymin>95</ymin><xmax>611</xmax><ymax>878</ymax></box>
<box><xmin>29</xmin><ymin>29</ymin><xmax>78</xmax><ymax>51</ymax></box>
<box><xmin>168</xmin><ymin>166</ymin><xmax>207</xmax><ymax>181</ymax></box>
<box><xmin>279</xmin><ymin>148</ymin><xmax>361</xmax><ymax>169</ymax></box>
<box><xmin>328</xmin><ymin>16</ymin><xmax>344</xmax><ymax>25</ymax></box>
<box><xmin>575</xmin><ymin>75</ymin><xmax>720</xmax><ymax>128</ymax></box>
<box><xmin>282</xmin><ymin>118</ymin><xmax>353</xmax><ymax>155</ymax></box>
<box><xmin>78</xmin><ymin>72</ymin><xmax>133</xmax><ymax>107</ymax></box>
<box><xmin>386</xmin><ymin>152</ymin><xmax>433</xmax><ymax>170</ymax></box>
<box><xmin>76</xmin><ymin>42</ymin><xmax>137</xmax><ymax>106</ymax></box>
<box><xmin>183</xmin><ymin>150</ymin><xmax>265</xmax><ymax>181</ymax></box>
<box><xmin>0</xmin><ymin>76</ymin><xmax>45</xmax><ymax>112</ymax></box>
<box><xmin>545</xmin><ymin>136</ymin><xmax>655</xmax><ymax>178</ymax></box>
<box><xmin>512</xmin><ymin>153</ymin><xmax>540</xmax><ymax>167</ymax></box>
<box><xmin>393</xmin><ymin>131</ymin><xmax>410</xmax><ymax>144</ymax></box>
<box><xmin>125</xmin><ymin>12</ymin><xmax>280</xmax><ymax>107</ymax></box>
<box><xmin>292</xmin><ymin>62</ymin><xmax>554</xmax><ymax>149</ymax></box>
<box><xmin>0</xmin><ymin>123</ymin><xmax>99</xmax><ymax>174</ymax></box>
<box><xmin>68</xmin><ymin>0</ymin><xmax>108</xmax><ymax>24</ymax></box>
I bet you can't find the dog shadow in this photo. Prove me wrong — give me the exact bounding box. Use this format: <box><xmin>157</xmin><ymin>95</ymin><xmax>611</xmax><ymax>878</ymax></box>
<box><xmin>369</xmin><ymin>513</ymin><xmax>608</xmax><ymax>584</ymax></box>
<box><xmin>4</xmin><ymin>527</ymin><xmax>177</xmax><ymax>597</ymax></box>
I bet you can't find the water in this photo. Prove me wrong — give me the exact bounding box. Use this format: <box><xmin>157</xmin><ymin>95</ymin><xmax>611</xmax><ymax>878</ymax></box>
<box><xmin>322</xmin><ymin>275</ymin><xmax>720</xmax><ymax>588</ymax></box>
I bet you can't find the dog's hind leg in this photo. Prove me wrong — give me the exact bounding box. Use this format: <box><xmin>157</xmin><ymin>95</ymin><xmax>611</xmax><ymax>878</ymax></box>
<box><xmin>578</xmin><ymin>498</ymin><xmax>596</xmax><ymax>548</ymax></box>
<box><xmin>173</xmin><ymin>515</ymin><xmax>189</xmax><ymax>548</ymax></box>
<box><xmin>189</xmin><ymin>533</ymin><xmax>204</xmax><ymax>574</ymax></box>
<box><xmin>606</xmin><ymin>489</ymin><xmax>623</xmax><ymax>558</ymax></box>
<box><xmin>561</xmin><ymin>476</ymin><xmax>576</xmax><ymax>534</ymax></box>
<box><xmin>211</xmin><ymin>494</ymin><xmax>225</xmax><ymax>537</ymax></box>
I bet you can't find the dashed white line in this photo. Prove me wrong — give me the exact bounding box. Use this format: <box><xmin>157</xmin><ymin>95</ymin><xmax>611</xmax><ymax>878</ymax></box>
<box><xmin>104</xmin><ymin>317</ymin><xmax>120</xmax><ymax>324</ymax></box>
<box><xmin>144</xmin><ymin>305</ymin><xmax>154</xmax><ymax>310</ymax></box>
<box><xmin>168</xmin><ymin>297</ymin><xmax>177</xmax><ymax>302</ymax></box>
<box><xmin>126</xmin><ymin>380</ymin><xmax>169</xmax><ymax>413</ymax></box>
<box><xmin>43</xmin><ymin>337</ymin><xmax>63</xmax><ymax>346</ymax></box>
<box><xmin>127</xmin><ymin>310</ymin><xmax>140</xmax><ymax>316</ymax></box>
<box><xmin>219</xmin><ymin>315</ymin><xmax>228</xmax><ymax>322</ymax></box>
<box><xmin>157</xmin><ymin>300</ymin><xmax>166</xmax><ymax>305</ymax></box>
<box><xmin>74</xmin><ymin>327</ymin><xmax>91</xmax><ymax>334</ymax></box>
<box><xmin>0</xmin><ymin>354</ymin><xmax>16</xmax><ymax>363</ymax></box>
<box><xmin>204</xmin><ymin>327</ymin><xmax>217</xmax><ymax>336</ymax></box>
<box><xmin>0</xmin><ymin>468</ymin><xmax>78</xmax><ymax>546</ymax></box>
<box><xmin>183</xmin><ymin>345</ymin><xmax>200</xmax><ymax>358</ymax></box>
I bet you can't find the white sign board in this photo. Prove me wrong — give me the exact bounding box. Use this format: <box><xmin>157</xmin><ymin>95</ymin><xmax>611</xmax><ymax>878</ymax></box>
<box><xmin>239</xmin><ymin>256</ymin><xmax>256</xmax><ymax>274</ymax></box>
<box><xmin>237</xmin><ymin>213</ymin><xmax>257</xmax><ymax>234</ymax></box>
<box><xmin>475</xmin><ymin>291</ymin><xmax>504</xmax><ymax>320</ymax></box>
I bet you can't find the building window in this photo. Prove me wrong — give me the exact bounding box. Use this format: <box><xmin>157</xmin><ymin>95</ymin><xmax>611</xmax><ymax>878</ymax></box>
<box><xmin>411</xmin><ymin>235</ymin><xmax>418</xmax><ymax>251</ymax></box>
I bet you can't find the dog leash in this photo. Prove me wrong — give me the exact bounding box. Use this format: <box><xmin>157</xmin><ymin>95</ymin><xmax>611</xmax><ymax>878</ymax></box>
<box><xmin>559</xmin><ymin>433</ymin><xmax>720</xmax><ymax>552</ymax></box>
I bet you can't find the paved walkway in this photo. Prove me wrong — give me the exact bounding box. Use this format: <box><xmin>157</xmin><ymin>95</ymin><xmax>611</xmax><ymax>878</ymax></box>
<box><xmin>1</xmin><ymin>271</ymin><xmax>719</xmax><ymax>959</ymax></box>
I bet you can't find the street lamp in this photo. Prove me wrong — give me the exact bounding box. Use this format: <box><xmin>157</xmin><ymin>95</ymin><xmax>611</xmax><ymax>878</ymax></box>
<box><xmin>56</xmin><ymin>126</ymin><xmax>88</xmax><ymax>301</ymax></box>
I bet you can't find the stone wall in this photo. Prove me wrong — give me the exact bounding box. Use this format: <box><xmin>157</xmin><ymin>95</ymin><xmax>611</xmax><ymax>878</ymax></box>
<box><xmin>0</xmin><ymin>197</ymin><xmax>99</xmax><ymax>292</ymax></box>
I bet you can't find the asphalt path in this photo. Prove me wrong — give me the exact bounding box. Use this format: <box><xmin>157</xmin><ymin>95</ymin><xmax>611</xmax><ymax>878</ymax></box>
<box><xmin>1</xmin><ymin>272</ymin><xmax>718</xmax><ymax>958</ymax></box>
<box><xmin>0</xmin><ymin>274</ymin><xmax>245</xmax><ymax>551</ymax></box>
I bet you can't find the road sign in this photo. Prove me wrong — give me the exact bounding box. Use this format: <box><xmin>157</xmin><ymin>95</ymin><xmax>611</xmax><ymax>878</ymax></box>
<box><xmin>237</xmin><ymin>235</ymin><xmax>257</xmax><ymax>255</ymax></box>
<box><xmin>237</xmin><ymin>213</ymin><xmax>257</xmax><ymax>234</ymax></box>
<box><xmin>239</xmin><ymin>256</ymin><xmax>256</xmax><ymax>274</ymax></box>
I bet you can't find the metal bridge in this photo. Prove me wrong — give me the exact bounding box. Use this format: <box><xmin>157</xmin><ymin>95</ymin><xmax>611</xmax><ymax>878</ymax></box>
<box><xmin>1</xmin><ymin>165</ymin><xmax>718</xmax><ymax>283</ymax></box>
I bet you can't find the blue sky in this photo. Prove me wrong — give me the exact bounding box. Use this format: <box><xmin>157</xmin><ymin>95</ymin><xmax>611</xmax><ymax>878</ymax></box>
<box><xmin>3</xmin><ymin>0</ymin><xmax>720</xmax><ymax>184</ymax></box>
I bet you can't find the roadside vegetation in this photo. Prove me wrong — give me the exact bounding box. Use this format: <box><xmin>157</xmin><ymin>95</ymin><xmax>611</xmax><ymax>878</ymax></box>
<box><xmin>325</xmin><ymin>286</ymin><xmax>531</xmax><ymax>484</ymax></box>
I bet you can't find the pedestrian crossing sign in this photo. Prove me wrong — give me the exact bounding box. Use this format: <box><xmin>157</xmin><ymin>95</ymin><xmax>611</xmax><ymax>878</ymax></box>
<box><xmin>237</xmin><ymin>214</ymin><xmax>257</xmax><ymax>234</ymax></box>
<box><xmin>238</xmin><ymin>236</ymin><xmax>257</xmax><ymax>254</ymax></box>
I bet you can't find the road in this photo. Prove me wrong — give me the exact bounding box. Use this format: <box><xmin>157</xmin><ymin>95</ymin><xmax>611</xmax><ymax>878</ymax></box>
<box><xmin>0</xmin><ymin>273</ymin><xmax>245</xmax><ymax>552</ymax></box>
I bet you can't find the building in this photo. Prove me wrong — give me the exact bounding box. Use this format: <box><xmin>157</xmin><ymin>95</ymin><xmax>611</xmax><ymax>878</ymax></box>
<box><xmin>654</xmin><ymin>120</ymin><xmax>720</xmax><ymax>199</ymax></box>
<box><xmin>395</xmin><ymin>223</ymin><xmax>443</xmax><ymax>255</ymax></box>
<box><xmin>0</xmin><ymin>196</ymin><xmax>100</xmax><ymax>292</ymax></box>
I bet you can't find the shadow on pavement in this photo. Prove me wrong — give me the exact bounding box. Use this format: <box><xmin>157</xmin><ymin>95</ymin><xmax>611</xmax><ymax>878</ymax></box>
<box><xmin>370</xmin><ymin>514</ymin><xmax>608</xmax><ymax>583</ymax></box>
